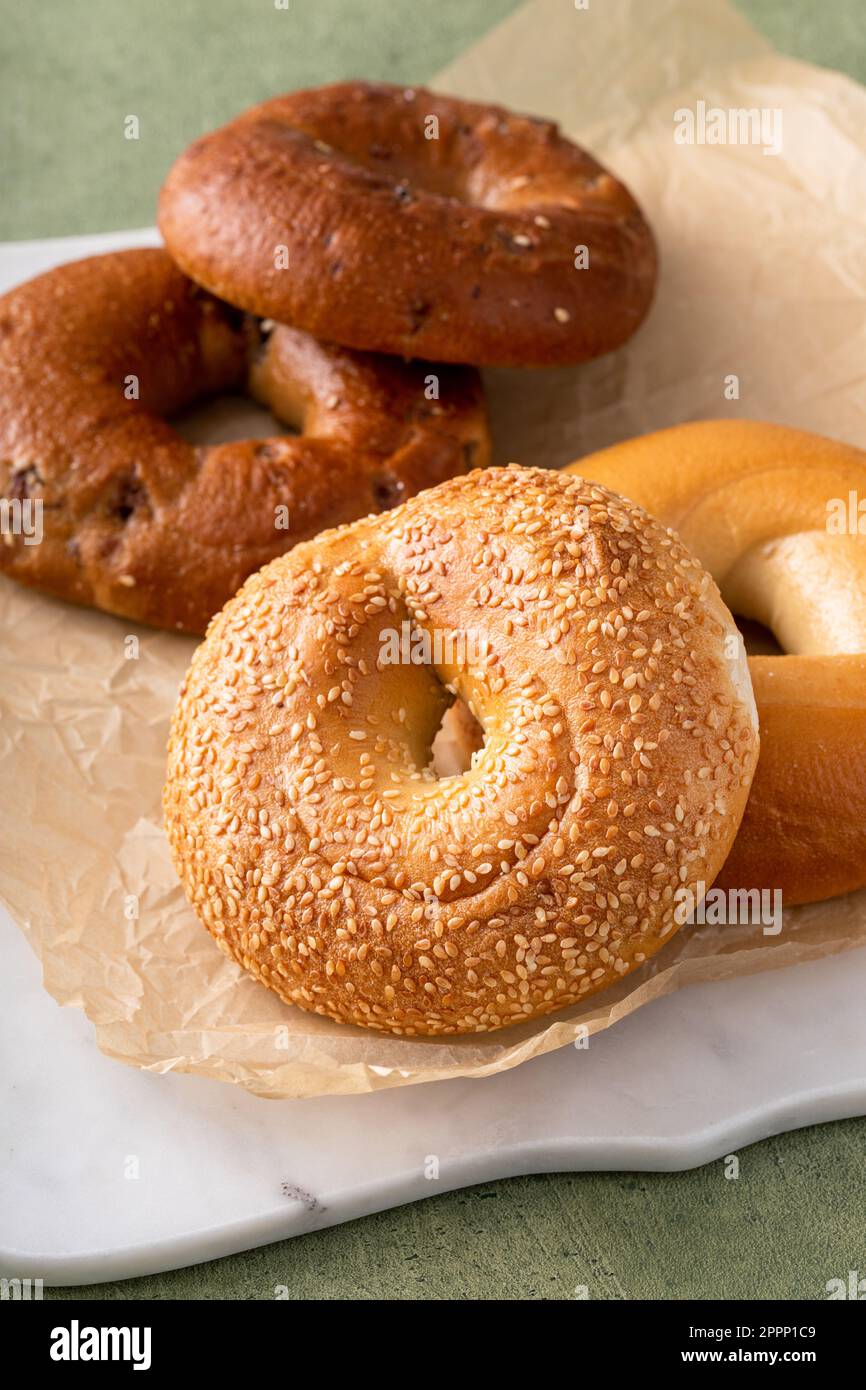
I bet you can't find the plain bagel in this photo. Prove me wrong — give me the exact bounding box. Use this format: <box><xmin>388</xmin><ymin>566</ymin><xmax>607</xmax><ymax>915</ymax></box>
<box><xmin>158</xmin><ymin>81</ymin><xmax>658</xmax><ymax>368</ymax></box>
<box><xmin>566</xmin><ymin>419</ymin><xmax>866</xmax><ymax>905</ymax></box>
<box><xmin>0</xmin><ymin>247</ymin><xmax>489</xmax><ymax>633</ymax></box>
<box><xmin>164</xmin><ymin>466</ymin><xmax>759</xmax><ymax>1035</ymax></box>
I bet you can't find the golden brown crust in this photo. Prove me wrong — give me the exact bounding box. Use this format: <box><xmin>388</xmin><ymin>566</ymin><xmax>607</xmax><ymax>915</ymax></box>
<box><xmin>713</xmin><ymin>656</ymin><xmax>866</xmax><ymax>903</ymax></box>
<box><xmin>164</xmin><ymin>466</ymin><xmax>758</xmax><ymax>1035</ymax></box>
<box><xmin>566</xmin><ymin>420</ymin><xmax>866</xmax><ymax>905</ymax></box>
<box><xmin>158</xmin><ymin>81</ymin><xmax>658</xmax><ymax>368</ymax></box>
<box><xmin>0</xmin><ymin>248</ymin><xmax>489</xmax><ymax>633</ymax></box>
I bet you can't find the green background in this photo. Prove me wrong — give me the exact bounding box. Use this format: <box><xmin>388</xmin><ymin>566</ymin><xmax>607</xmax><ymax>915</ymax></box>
<box><xmin>2</xmin><ymin>0</ymin><xmax>864</xmax><ymax>1300</ymax></box>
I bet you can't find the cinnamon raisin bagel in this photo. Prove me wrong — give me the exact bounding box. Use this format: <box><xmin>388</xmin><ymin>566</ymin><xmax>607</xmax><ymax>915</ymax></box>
<box><xmin>158</xmin><ymin>82</ymin><xmax>658</xmax><ymax>368</ymax></box>
<box><xmin>164</xmin><ymin>466</ymin><xmax>758</xmax><ymax>1035</ymax></box>
<box><xmin>566</xmin><ymin>420</ymin><xmax>866</xmax><ymax>905</ymax></box>
<box><xmin>0</xmin><ymin>248</ymin><xmax>489</xmax><ymax>634</ymax></box>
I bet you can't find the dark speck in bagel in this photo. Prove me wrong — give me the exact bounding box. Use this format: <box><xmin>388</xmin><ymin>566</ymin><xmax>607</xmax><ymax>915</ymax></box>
<box><xmin>372</xmin><ymin>473</ymin><xmax>405</xmax><ymax>510</ymax></box>
<box><xmin>408</xmin><ymin>300</ymin><xmax>431</xmax><ymax>334</ymax></box>
<box><xmin>98</xmin><ymin>532</ymin><xmax>121</xmax><ymax>560</ymax></box>
<box><xmin>110</xmin><ymin>470</ymin><xmax>149</xmax><ymax>523</ymax></box>
<box><xmin>8</xmin><ymin>465</ymin><xmax>43</xmax><ymax>501</ymax></box>
<box><xmin>255</xmin><ymin>442</ymin><xmax>282</xmax><ymax>461</ymax></box>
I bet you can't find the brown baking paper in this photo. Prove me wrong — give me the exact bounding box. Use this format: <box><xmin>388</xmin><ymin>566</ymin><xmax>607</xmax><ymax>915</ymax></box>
<box><xmin>3</xmin><ymin>0</ymin><xmax>866</xmax><ymax>1098</ymax></box>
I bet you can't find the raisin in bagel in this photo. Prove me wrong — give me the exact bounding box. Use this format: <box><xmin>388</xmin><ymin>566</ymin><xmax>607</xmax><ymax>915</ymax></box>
<box><xmin>158</xmin><ymin>81</ymin><xmax>658</xmax><ymax>368</ymax></box>
<box><xmin>0</xmin><ymin>248</ymin><xmax>488</xmax><ymax>634</ymax></box>
<box><xmin>164</xmin><ymin>466</ymin><xmax>758</xmax><ymax>1035</ymax></box>
<box><xmin>566</xmin><ymin>419</ymin><xmax>866</xmax><ymax>905</ymax></box>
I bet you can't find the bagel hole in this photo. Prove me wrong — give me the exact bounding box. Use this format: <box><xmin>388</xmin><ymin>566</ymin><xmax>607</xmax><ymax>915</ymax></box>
<box><xmin>430</xmin><ymin>698</ymin><xmax>485</xmax><ymax>778</ymax></box>
<box><xmin>735</xmin><ymin>616</ymin><xmax>784</xmax><ymax>657</ymax></box>
<box><xmin>171</xmin><ymin>394</ymin><xmax>296</xmax><ymax>445</ymax></box>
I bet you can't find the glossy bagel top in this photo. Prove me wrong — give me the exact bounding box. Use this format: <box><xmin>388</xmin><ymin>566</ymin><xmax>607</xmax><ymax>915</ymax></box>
<box><xmin>158</xmin><ymin>82</ymin><xmax>658</xmax><ymax>367</ymax></box>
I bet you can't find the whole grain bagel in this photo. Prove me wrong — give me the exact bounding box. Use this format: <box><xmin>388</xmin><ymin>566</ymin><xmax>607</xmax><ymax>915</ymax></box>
<box><xmin>0</xmin><ymin>248</ymin><xmax>489</xmax><ymax>634</ymax></box>
<box><xmin>164</xmin><ymin>466</ymin><xmax>758</xmax><ymax>1036</ymax></box>
<box><xmin>566</xmin><ymin>419</ymin><xmax>866</xmax><ymax>905</ymax></box>
<box><xmin>158</xmin><ymin>81</ymin><xmax>658</xmax><ymax>368</ymax></box>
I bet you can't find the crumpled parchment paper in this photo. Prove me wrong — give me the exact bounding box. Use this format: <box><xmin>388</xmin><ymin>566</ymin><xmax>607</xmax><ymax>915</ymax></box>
<box><xmin>2</xmin><ymin>0</ymin><xmax>865</xmax><ymax>1097</ymax></box>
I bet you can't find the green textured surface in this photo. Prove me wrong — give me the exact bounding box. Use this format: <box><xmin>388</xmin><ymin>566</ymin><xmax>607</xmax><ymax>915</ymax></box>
<box><xmin>3</xmin><ymin>0</ymin><xmax>865</xmax><ymax>1300</ymax></box>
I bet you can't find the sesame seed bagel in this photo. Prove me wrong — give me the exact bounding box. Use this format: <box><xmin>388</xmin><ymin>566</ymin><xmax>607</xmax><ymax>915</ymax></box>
<box><xmin>566</xmin><ymin>419</ymin><xmax>866</xmax><ymax>905</ymax></box>
<box><xmin>164</xmin><ymin>466</ymin><xmax>759</xmax><ymax>1036</ymax></box>
<box><xmin>157</xmin><ymin>81</ymin><xmax>658</xmax><ymax>368</ymax></box>
<box><xmin>0</xmin><ymin>247</ymin><xmax>488</xmax><ymax>634</ymax></box>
